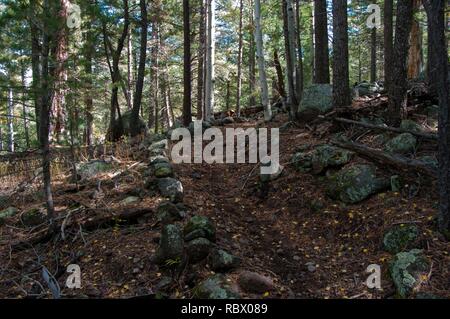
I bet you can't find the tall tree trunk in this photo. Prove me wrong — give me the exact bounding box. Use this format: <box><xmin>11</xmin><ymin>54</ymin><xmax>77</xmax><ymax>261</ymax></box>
<box><xmin>29</xmin><ymin>0</ymin><xmax>41</xmax><ymax>143</ymax></box>
<box><xmin>197</xmin><ymin>0</ymin><xmax>206</xmax><ymax>120</ymax></box>
<box><xmin>7</xmin><ymin>88</ymin><xmax>14</xmax><ymax>152</ymax></box>
<box><xmin>370</xmin><ymin>27</ymin><xmax>377</xmax><ymax>83</ymax></box>
<box><xmin>310</xmin><ymin>2</ymin><xmax>315</xmax><ymax>84</ymax></box>
<box><xmin>83</xmin><ymin>4</ymin><xmax>94</xmax><ymax>151</ymax></box>
<box><xmin>0</xmin><ymin>127</ymin><xmax>3</xmax><ymax>151</ymax></box>
<box><xmin>384</xmin><ymin>0</ymin><xmax>394</xmax><ymax>91</ymax></box>
<box><xmin>108</xmin><ymin>0</ymin><xmax>130</xmax><ymax>141</ymax></box>
<box><xmin>205</xmin><ymin>0</ymin><xmax>216</xmax><ymax>121</ymax></box>
<box><xmin>283</xmin><ymin>0</ymin><xmax>299</xmax><ymax>119</ymax></box>
<box><xmin>149</xmin><ymin>4</ymin><xmax>160</xmax><ymax>132</ymax></box>
<box><xmin>407</xmin><ymin>0</ymin><xmax>423</xmax><ymax>79</ymax></box>
<box><xmin>51</xmin><ymin>0</ymin><xmax>69</xmax><ymax>144</ymax></box>
<box><xmin>183</xmin><ymin>0</ymin><xmax>192</xmax><ymax>126</ymax></box>
<box><xmin>130</xmin><ymin>0</ymin><xmax>148</xmax><ymax>136</ymax></box>
<box><xmin>387</xmin><ymin>0</ymin><xmax>413</xmax><ymax>126</ymax></box>
<box><xmin>273</xmin><ymin>49</ymin><xmax>286</xmax><ymax>98</ymax></box>
<box><xmin>313</xmin><ymin>0</ymin><xmax>330</xmax><ymax>84</ymax></box>
<box><xmin>295</xmin><ymin>0</ymin><xmax>304</xmax><ymax>100</ymax></box>
<box><xmin>254</xmin><ymin>0</ymin><xmax>272</xmax><ymax>121</ymax></box>
<box><xmin>162</xmin><ymin>68</ymin><xmax>174</xmax><ymax>128</ymax></box>
<box><xmin>127</xmin><ymin>26</ymin><xmax>133</xmax><ymax>110</ymax></box>
<box><xmin>423</xmin><ymin>0</ymin><xmax>450</xmax><ymax>237</ymax></box>
<box><xmin>248</xmin><ymin>0</ymin><xmax>256</xmax><ymax>107</ymax></box>
<box><xmin>332</xmin><ymin>0</ymin><xmax>350</xmax><ymax>107</ymax></box>
<box><xmin>40</xmin><ymin>0</ymin><xmax>56</xmax><ymax>229</ymax></box>
<box><xmin>236</xmin><ymin>0</ymin><xmax>244</xmax><ymax>117</ymax></box>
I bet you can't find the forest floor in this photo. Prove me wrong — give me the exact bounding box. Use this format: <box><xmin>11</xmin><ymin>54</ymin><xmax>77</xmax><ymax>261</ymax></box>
<box><xmin>0</xmin><ymin>98</ymin><xmax>449</xmax><ymax>299</ymax></box>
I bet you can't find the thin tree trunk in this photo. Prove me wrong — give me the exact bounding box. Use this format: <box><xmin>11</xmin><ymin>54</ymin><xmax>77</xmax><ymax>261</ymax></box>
<box><xmin>130</xmin><ymin>0</ymin><xmax>148</xmax><ymax>136</ymax></box>
<box><xmin>370</xmin><ymin>27</ymin><xmax>377</xmax><ymax>83</ymax></box>
<box><xmin>248</xmin><ymin>0</ymin><xmax>257</xmax><ymax>107</ymax></box>
<box><xmin>197</xmin><ymin>0</ymin><xmax>206</xmax><ymax>120</ymax></box>
<box><xmin>387</xmin><ymin>0</ymin><xmax>413</xmax><ymax>126</ymax></box>
<box><xmin>21</xmin><ymin>64</ymin><xmax>30</xmax><ymax>149</ymax></box>
<box><xmin>127</xmin><ymin>26</ymin><xmax>133</xmax><ymax>110</ymax></box>
<box><xmin>183</xmin><ymin>0</ymin><xmax>192</xmax><ymax>126</ymax></box>
<box><xmin>407</xmin><ymin>0</ymin><xmax>423</xmax><ymax>79</ymax></box>
<box><xmin>7</xmin><ymin>88</ymin><xmax>14</xmax><ymax>152</ymax></box>
<box><xmin>254</xmin><ymin>0</ymin><xmax>271</xmax><ymax>121</ymax></box>
<box><xmin>273</xmin><ymin>49</ymin><xmax>286</xmax><ymax>98</ymax></box>
<box><xmin>313</xmin><ymin>0</ymin><xmax>330</xmax><ymax>84</ymax></box>
<box><xmin>332</xmin><ymin>0</ymin><xmax>351</xmax><ymax>107</ymax></box>
<box><xmin>236</xmin><ymin>0</ymin><xmax>244</xmax><ymax>117</ymax></box>
<box><xmin>295</xmin><ymin>0</ymin><xmax>304</xmax><ymax>99</ymax></box>
<box><xmin>205</xmin><ymin>0</ymin><xmax>216</xmax><ymax>121</ymax></box>
<box><xmin>29</xmin><ymin>0</ymin><xmax>41</xmax><ymax>143</ymax></box>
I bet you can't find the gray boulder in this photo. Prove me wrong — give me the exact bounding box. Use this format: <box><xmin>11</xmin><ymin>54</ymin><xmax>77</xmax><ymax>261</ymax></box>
<box><xmin>157</xmin><ymin>178</ymin><xmax>183</xmax><ymax>202</ymax></box>
<box><xmin>0</xmin><ymin>207</ymin><xmax>18</xmax><ymax>225</ymax></box>
<box><xmin>292</xmin><ymin>145</ymin><xmax>353</xmax><ymax>174</ymax></box>
<box><xmin>238</xmin><ymin>271</ymin><xmax>275</xmax><ymax>294</ymax></box>
<box><xmin>186</xmin><ymin>238</ymin><xmax>213</xmax><ymax>263</ymax></box>
<box><xmin>21</xmin><ymin>208</ymin><xmax>47</xmax><ymax>227</ymax></box>
<box><xmin>155</xmin><ymin>224</ymin><xmax>184</xmax><ymax>265</ymax></box>
<box><xmin>208</xmin><ymin>249</ymin><xmax>241</xmax><ymax>272</ymax></box>
<box><xmin>385</xmin><ymin>133</ymin><xmax>417</xmax><ymax>155</ymax></box>
<box><xmin>156</xmin><ymin>202</ymin><xmax>186</xmax><ymax>224</ymax></box>
<box><xmin>194</xmin><ymin>274</ymin><xmax>240</xmax><ymax>299</ymax></box>
<box><xmin>400</xmin><ymin>120</ymin><xmax>422</xmax><ymax>133</ymax></box>
<box><xmin>299</xmin><ymin>84</ymin><xmax>333</xmax><ymax>114</ymax></box>
<box><xmin>77</xmin><ymin>160</ymin><xmax>113</xmax><ymax>180</ymax></box>
<box><xmin>326</xmin><ymin>164</ymin><xmax>389</xmax><ymax>204</ymax></box>
<box><xmin>389</xmin><ymin>249</ymin><xmax>430</xmax><ymax>298</ymax></box>
<box><xmin>154</xmin><ymin>162</ymin><xmax>174</xmax><ymax>178</ymax></box>
<box><xmin>118</xmin><ymin>110</ymin><xmax>147</xmax><ymax>136</ymax></box>
<box><xmin>383</xmin><ymin>224</ymin><xmax>419</xmax><ymax>254</ymax></box>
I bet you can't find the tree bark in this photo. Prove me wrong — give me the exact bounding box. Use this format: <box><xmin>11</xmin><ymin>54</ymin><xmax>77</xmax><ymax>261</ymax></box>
<box><xmin>295</xmin><ymin>0</ymin><xmax>304</xmax><ymax>100</ymax></box>
<box><xmin>332</xmin><ymin>0</ymin><xmax>351</xmax><ymax>107</ymax></box>
<box><xmin>21</xmin><ymin>63</ymin><xmax>30</xmax><ymax>149</ymax></box>
<box><xmin>423</xmin><ymin>0</ymin><xmax>450</xmax><ymax>237</ymax></box>
<box><xmin>236</xmin><ymin>0</ymin><xmax>244</xmax><ymax>117</ymax></box>
<box><xmin>313</xmin><ymin>0</ymin><xmax>330</xmax><ymax>84</ymax></box>
<box><xmin>130</xmin><ymin>0</ymin><xmax>148</xmax><ymax>136</ymax></box>
<box><xmin>248</xmin><ymin>0</ymin><xmax>257</xmax><ymax>107</ymax></box>
<box><xmin>370</xmin><ymin>27</ymin><xmax>377</xmax><ymax>83</ymax></box>
<box><xmin>183</xmin><ymin>0</ymin><xmax>192</xmax><ymax>126</ymax></box>
<box><xmin>387</xmin><ymin>0</ymin><xmax>413</xmax><ymax>126</ymax></box>
<box><xmin>7</xmin><ymin>88</ymin><xmax>14</xmax><ymax>153</ymax></box>
<box><xmin>383</xmin><ymin>0</ymin><xmax>393</xmax><ymax>91</ymax></box>
<box><xmin>197</xmin><ymin>0</ymin><xmax>206</xmax><ymax>120</ymax></box>
<box><xmin>273</xmin><ymin>49</ymin><xmax>286</xmax><ymax>98</ymax></box>
<box><xmin>254</xmin><ymin>0</ymin><xmax>272</xmax><ymax>121</ymax></box>
<box><xmin>407</xmin><ymin>0</ymin><xmax>423</xmax><ymax>79</ymax></box>
<box><xmin>149</xmin><ymin>7</ymin><xmax>160</xmax><ymax>132</ymax></box>
<box><xmin>126</xmin><ymin>25</ymin><xmax>134</xmax><ymax>110</ymax></box>
<box><xmin>205</xmin><ymin>0</ymin><xmax>216</xmax><ymax>121</ymax></box>
<box><xmin>29</xmin><ymin>0</ymin><xmax>41</xmax><ymax>143</ymax></box>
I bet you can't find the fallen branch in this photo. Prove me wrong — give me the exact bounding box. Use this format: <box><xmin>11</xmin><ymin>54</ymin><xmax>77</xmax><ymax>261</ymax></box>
<box><xmin>332</xmin><ymin>139</ymin><xmax>438</xmax><ymax>178</ymax></box>
<box><xmin>323</xmin><ymin>116</ymin><xmax>438</xmax><ymax>141</ymax></box>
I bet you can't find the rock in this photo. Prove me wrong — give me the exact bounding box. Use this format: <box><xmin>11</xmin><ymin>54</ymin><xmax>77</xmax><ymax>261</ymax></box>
<box><xmin>186</xmin><ymin>238</ymin><xmax>213</xmax><ymax>263</ymax></box>
<box><xmin>21</xmin><ymin>208</ymin><xmax>47</xmax><ymax>227</ymax></box>
<box><xmin>389</xmin><ymin>249</ymin><xmax>430</xmax><ymax>298</ymax></box>
<box><xmin>385</xmin><ymin>133</ymin><xmax>417</xmax><ymax>155</ymax></box>
<box><xmin>0</xmin><ymin>207</ymin><xmax>18</xmax><ymax>225</ymax></box>
<box><xmin>221</xmin><ymin>117</ymin><xmax>234</xmax><ymax>125</ymax></box>
<box><xmin>400</xmin><ymin>120</ymin><xmax>422</xmax><ymax>133</ymax></box>
<box><xmin>154</xmin><ymin>162</ymin><xmax>174</xmax><ymax>178</ymax></box>
<box><xmin>238</xmin><ymin>271</ymin><xmax>275</xmax><ymax>294</ymax></box>
<box><xmin>155</xmin><ymin>224</ymin><xmax>184</xmax><ymax>265</ymax></box>
<box><xmin>77</xmin><ymin>160</ymin><xmax>113</xmax><ymax>180</ymax></box>
<box><xmin>195</xmin><ymin>274</ymin><xmax>240</xmax><ymax>299</ymax></box>
<box><xmin>149</xmin><ymin>139</ymin><xmax>168</xmax><ymax>156</ymax></box>
<box><xmin>292</xmin><ymin>145</ymin><xmax>353</xmax><ymax>174</ymax></box>
<box><xmin>208</xmin><ymin>249</ymin><xmax>241</xmax><ymax>272</ymax></box>
<box><xmin>299</xmin><ymin>84</ymin><xmax>333</xmax><ymax>115</ymax></box>
<box><xmin>157</xmin><ymin>178</ymin><xmax>183</xmax><ymax>202</ymax></box>
<box><xmin>117</xmin><ymin>110</ymin><xmax>147</xmax><ymax>136</ymax></box>
<box><xmin>353</xmin><ymin>82</ymin><xmax>382</xmax><ymax>97</ymax></box>
<box><xmin>326</xmin><ymin>164</ymin><xmax>389</xmax><ymax>204</ymax></box>
<box><xmin>383</xmin><ymin>224</ymin><xmax>419</xmax><ymax>254</ymax></box>
<box><xmin>150</xmin><ymin>155</ymin><xmax>170</xmax><ymax>166</ymax></box>
<box><xmin>305</xmin><ymin>262</ymin><xmax>316</xmax><ymax>273</ymax></box>
<box><xmin>120</xmin><ymin>196</ymin><xmax>140</xmax><ymax>206</ymax></box>
<box><xmin>390</xmin><ymin>175</ymin><xmax>402</xmax><ymax>192</ymax></box>
<box><xmin>184</xmin><ymin>215</ymin><xmax>216</xmax><ymax>242</ymax></box>
<box><xmin>0</xmin><ymin>195</ymin><xmax>9</xmax><ymax>209</ymax></box>
<box><xmin>156</xmin><ymin>202</ymin><xmax>185</xmax><ymax>224</ymax></box>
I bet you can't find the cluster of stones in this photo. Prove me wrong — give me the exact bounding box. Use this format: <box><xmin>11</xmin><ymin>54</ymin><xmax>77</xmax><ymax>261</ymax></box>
<box><xmin>0</xmin><ymin>206</ymin><xmax>48</xmax><ymax>227</ymax></box>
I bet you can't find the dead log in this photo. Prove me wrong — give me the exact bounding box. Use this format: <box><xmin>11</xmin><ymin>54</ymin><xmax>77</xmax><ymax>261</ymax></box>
<box><xmin>332</xmin><ymin>140</ymin><xmax>438</xmax><ymax>178</ymax></box>
<box><xmin>324</xmin><ymin>116</ymin><xmax>438</xmax><ymax>140</ymax></box>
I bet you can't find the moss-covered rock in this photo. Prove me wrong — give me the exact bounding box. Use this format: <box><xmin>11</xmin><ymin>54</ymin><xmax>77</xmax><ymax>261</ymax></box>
<box><xmin>194</xmin><ymin>274</ymin><xmax>240</xmax><ymax>299</ymax></box>
<box><xmin>389</xmin><ymin>249</ymin><xmax>430</xmax><ymax>298</ymax></box>
<box><xmin>154</xmin><ymin>162</ymin><xmax>174</xmax><ymax>178</ymax></box>
<box><xmin>157</xmin><ymin>202</ymin><xmax>186</xmax><ymax>224</ymax></box>
<box><xmin>383</xmin><ymin>224</ymin><xmax>419</xmax><ymax>254</ymax></box>
<box><xmin>120</xmin><ymin>196</ymin><xmax>140</xmax><ymax>205</ymax></box>
<box><xmin>149</xmin><ymin>155</ymin><xmax>170</xmax><ymax>166</ymax></box>
<box><xmin>155</xmin><ymin>224</ymin><xmax>184</xmax><ymax>265</ymax></box>
<box><xmin>326</xmin><ymin>164</ymin><xmax>389</xmax><ymax>204</ymax></box>
<box><xmin>292</xmin><ymin>144</ymin><xmax>353</xmax><ymax>174</ymax></box>
<box><xmin>208</xmin><ymin>249</ymin><xmax>241</xmax><ymax>272</ymax></box>
<box><xmin>299</xmin><ymin>84</ymin><xmax>333</xmax><ymax>114</ymax></box>
<box><xmin>291</xmin><ymin>152</ymin><xmax>313</xmax><ymax>173</ymax></box>
<box><xmin>77</xmin><ymin>160</ymin><xmax>113</xmax><ymax>179</ymax></box>
<box><xmin>118</xmin><ymin>110</ymin><xmax>147</xmax><ymax>136</ymax></box>
<box><xmin>385</xmin><ymin>133</ymin><xmax>417</xmax><ymax>155</ymax></box>
<box><xmin>186</xmin><ymin>238</ymin><xmax>213</xmax><ymax>263</ymax></box>
<box><xmin>184</xmin><ymin>215</ymin><xmax>216</xmax><ymax>242</ymax></box>
<box><xmin>0</xmin><ymin>207</ymin><xmax>18</xmax><ymax>225</ymax></box>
